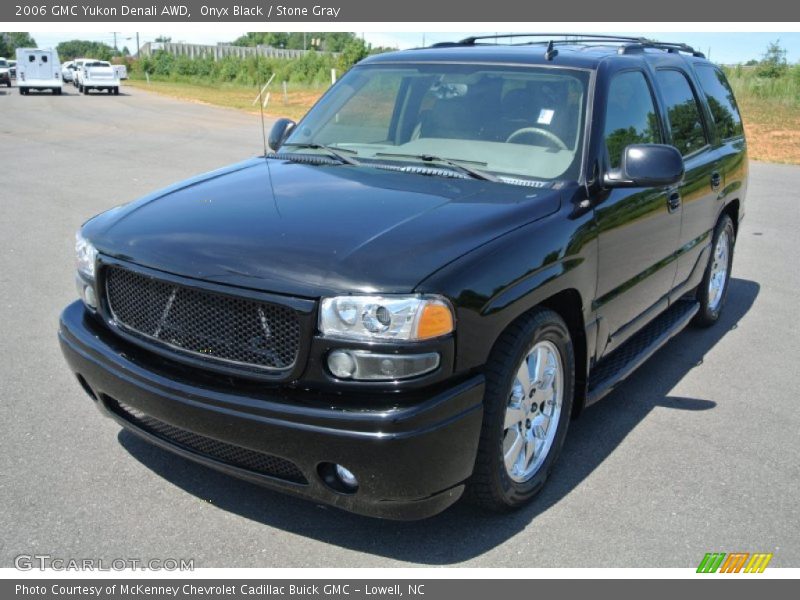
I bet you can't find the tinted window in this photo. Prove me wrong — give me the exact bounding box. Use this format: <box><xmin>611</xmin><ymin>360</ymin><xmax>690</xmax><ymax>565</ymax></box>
<box><xmin>604</xmin><ymin>71</ymin><xmax>661</xmax><ymax>168</ymax></box>
<box><xmin>695</xmin><ymin>66</ymin><xmax>744</xmax><ymax>140</ymax></box>
<box><xmin>655</xmin><ymin>70</ymin><xmax>707</xmax><ymax>156</ymax></box>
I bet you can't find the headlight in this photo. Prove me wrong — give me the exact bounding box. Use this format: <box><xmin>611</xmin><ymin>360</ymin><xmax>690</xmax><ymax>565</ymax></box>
<box><xmin>75</xmin><ymin>231</ymin><xmax>97</xmax><ymax>280</ymax></box>
<box><xmin>319</xmin><ymin>295</ymin><xmax>454</xmax><ymax>342</ymax></box>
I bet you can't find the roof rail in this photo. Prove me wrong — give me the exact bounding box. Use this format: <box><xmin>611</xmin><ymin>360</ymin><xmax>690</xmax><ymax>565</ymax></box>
<box><xmin>434</xmin><ymin>33</ymin><xmax>705</xmax><ymax>58</ymax></box>
<box><xmin>456</xmin><ymin>33</ymin><xmax>647</xmax><ymax>45</ymax></box>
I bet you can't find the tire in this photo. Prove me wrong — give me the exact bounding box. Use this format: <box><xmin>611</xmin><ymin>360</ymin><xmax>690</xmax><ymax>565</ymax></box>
<box><xmin>693</xmin><ymin>214</ymin><xmax>735</xmax><ymax>327</ymax></box>
<box><xmin>468</xmin><ymin>307</ymin><xmax>575</xmax><ymax>512</ymax></box>
<box><xmin>19</xmin><ymin>87</ymin><xmax>27</xmax><ymax>95</ymax></box>
<box><xmin>82</xmin><ymin>86</ymin><xmax>89</xmax><ymax>95</ymax></box>
<box><xmin>113</xmin><ymin>87</ymin><xmax>119</xmax><ymax>96</ymax></box>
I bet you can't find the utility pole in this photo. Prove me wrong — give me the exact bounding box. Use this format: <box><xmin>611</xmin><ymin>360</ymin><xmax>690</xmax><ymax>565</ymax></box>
<box><xmin>136</xmin><ymin>32</ymin><xmax>140</xmax><ymax>56</ymax></box>
<box><xmin>111</xmin><ymin>31</ymin><xmax>119</xmax><ymax>51</ymax></box>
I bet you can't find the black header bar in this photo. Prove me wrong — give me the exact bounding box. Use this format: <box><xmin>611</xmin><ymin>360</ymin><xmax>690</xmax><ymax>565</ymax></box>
<box><xmin>2</xmin><ymin>0</ymin><xmax>799</xmax><ymax>22</ymax></box>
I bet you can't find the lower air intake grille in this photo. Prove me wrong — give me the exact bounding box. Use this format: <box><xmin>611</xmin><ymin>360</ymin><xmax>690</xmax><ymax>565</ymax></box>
<box><xmin>108</xmin><ymin>398</ymin><xmax>307</xmax><ymax>484</ymax></box>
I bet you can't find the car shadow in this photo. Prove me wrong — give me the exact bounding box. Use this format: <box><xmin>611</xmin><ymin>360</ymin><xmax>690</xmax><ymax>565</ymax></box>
<box><xmin>118</xmin><ymin>277</ymin><xmax>759</xmax><ymax>564</ymax></box>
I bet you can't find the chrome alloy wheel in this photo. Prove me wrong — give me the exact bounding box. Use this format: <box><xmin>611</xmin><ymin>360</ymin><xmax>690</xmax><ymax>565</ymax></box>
<box><xmin>503</xmin><ymin>340</ymin><xmax>563</xmax><ymax>483</ymax></box>
<box><xmin>708</xmin><ymin>229</ymin><xmax>730</xmax><ymax>311</ymax></box>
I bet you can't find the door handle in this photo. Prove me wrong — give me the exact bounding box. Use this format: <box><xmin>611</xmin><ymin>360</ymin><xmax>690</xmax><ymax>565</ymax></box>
<box><xmin>711</xmin><ymin>171</ymin><xmax>722</xmax><ymax>190</ymax></box>
<box><xmin>667</xmin><ymin>190</ymin><xmax>681</xmax><ymax>213</ymax></box>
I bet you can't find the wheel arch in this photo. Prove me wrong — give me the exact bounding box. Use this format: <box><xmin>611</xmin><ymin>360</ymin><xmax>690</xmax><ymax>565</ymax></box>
<box><xmin>721</xmin><ymin>198</ymin><xmax>740</xmax><ymax>238</ymax></box>
<box><xmin>486</xmin><ymin>288</ymin><xmax>589</xmax><ymax>419</ymax></box>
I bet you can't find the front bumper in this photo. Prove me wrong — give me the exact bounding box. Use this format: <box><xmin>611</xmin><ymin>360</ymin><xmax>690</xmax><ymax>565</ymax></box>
<box><xmin>58</xmin><ymin>301</ymin><xmax>485</xmax><ymax>520</ymax></box>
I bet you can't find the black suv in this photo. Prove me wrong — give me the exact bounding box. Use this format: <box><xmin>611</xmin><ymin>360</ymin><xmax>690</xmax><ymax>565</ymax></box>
<box><xmin>59</xmin><ymin>35</ymin><xmax>747</xmax><ymax>519</ymax></box>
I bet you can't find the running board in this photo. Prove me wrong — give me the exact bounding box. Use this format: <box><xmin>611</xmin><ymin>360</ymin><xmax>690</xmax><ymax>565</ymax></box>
<box><xmin>587</xmin><ymin>300</ymin><xmax>700</xmax><ymax>406</ymax></box>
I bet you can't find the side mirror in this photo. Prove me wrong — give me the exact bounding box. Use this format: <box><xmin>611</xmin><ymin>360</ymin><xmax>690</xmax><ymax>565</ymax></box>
<box><xmin>604</xmin><ymin>144</ymin><xmax>684</xmax><ymax>188</ymax></box>
<box><xmin>268</xmin><ymin>118</ymin><xmax>296</xmax><ymax>152</ymax></box>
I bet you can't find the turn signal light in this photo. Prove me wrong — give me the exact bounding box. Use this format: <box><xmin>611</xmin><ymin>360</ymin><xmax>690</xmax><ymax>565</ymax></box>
<box><xmin>417</xmin><ymin>303</ymin><xmax>454</xmax><ymax>340</ymax></box>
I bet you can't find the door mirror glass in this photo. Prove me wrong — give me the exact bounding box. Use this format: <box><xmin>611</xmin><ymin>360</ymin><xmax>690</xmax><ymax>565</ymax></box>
<box><xmin>268</xmin><ymin>118</ymin><xmax>296</xmax><ymax>152</ymax></box>
<box><xmin>604</xmin><ymin>144</ymin><xmax>684</xmax><ymax>188</ymax></box>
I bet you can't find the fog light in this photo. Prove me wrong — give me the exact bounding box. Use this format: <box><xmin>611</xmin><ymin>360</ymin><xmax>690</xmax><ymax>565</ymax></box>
<box><xmin>328</xmin><ymin>350</ymin><xmax>356</xmax><ymax>378</ymax></box>
<box><xmin>335</xmin><ymin>464</ymin><xmax>358</xmax><ymax>489</ymax></box>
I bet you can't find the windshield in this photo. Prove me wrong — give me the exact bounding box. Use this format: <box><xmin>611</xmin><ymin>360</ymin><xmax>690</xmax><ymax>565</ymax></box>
<box><xmin>285</xmin><ymin>63</ymin><xmax>590</xmax><ymax>182</ymax></box>
<box><xmin>86</xmin><ymin>61</ymin><xmax>110</xmax><ymax>68</ymax></box>
<box><xmin>0</xmin><ymin>60</ymin><xmax>7</xmax><ymax>68</ymax></box>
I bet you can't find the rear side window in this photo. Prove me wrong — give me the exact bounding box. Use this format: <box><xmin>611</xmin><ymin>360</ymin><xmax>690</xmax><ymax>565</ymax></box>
<box><xmin>604</xmin><ymin>71</ymin><xmax>661</xmax><ymax>168</ymax></box>
<box><xmin>655</xmin><ymin>70</ymin><xmax>707</xmax><ymax>156</ymax></box>
<box><xmin>694</xmin><ymin>66</ymin><xmax>744</xmax><ymax>140</ymax></box>
<box><xmin>41</xmin><ymin>55</ymin><xmax>48</xmax><ymax>63</ymax></box>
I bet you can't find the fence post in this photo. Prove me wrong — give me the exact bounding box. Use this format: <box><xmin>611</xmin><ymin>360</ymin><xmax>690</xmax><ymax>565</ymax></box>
<box><xmin>252</xmin><ymin>73</ymin><xmax>276</xmax><ymax>106</ymax></box>
<box><xmin>331</xmin><ymin>69</ymin><xmax>337</xmax><ymax>85</ymax></box>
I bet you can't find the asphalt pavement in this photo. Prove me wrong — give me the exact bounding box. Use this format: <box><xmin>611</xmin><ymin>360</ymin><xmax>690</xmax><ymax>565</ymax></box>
<box><xmin>1</xmin><ymin>82</ymin><xmax>798</xmax><ymax>567</ymax></box>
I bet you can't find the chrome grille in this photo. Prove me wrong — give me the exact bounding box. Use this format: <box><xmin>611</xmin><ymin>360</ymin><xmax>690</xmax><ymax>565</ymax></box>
<box><xmin>104</xmin><ymin>266</ymin><xmax>300</xmax><ymax>372</ymax></box>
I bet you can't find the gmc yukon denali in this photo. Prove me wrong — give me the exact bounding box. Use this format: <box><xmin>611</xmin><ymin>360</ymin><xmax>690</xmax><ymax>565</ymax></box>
<box><xmin>59</xmin><ymin>35</ymin><xmax>747</xmax><ymax>519</ymax></box>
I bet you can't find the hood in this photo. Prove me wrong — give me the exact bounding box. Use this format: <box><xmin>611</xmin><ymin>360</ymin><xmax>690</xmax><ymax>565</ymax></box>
<box><xmin>86</xmin><ymin>157</ymin><xmax>562</xmax><ymax>297</ymax></box>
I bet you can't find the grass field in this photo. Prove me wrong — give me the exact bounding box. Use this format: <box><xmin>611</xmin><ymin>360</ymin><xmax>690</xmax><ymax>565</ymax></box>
<box><xmin>727</xmin><ymin>69</ymin><xmax>800</xmax><ymax>164</ymax></box>
<box><xmin>126</xmin><ymin>79</ymin><xmax>326</xmax><ymax>122</ymax></box>
<box><xmin>127</xmin><ymin>77</ymin><xmax>800</xmax><ymax>165</ymax></box>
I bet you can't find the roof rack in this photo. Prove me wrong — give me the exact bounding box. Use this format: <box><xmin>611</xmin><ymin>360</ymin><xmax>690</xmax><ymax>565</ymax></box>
<box><xmin>432</xmin><ymin>33</ymin><xmax>705</xmax><ymax>58</ymax></box>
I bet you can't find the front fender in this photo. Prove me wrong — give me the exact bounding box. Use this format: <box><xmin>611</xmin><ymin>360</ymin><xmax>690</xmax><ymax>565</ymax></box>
<box><xmin>416</xmin><ymin>191</ymin><xmax>598</xmax><ymax>373</ymax></box>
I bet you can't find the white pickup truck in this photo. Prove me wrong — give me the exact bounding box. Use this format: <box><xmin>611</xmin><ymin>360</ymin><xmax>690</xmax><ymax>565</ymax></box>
<box><xmin>77</xmin><ymin>60</ymin><xmax>120</xmax><ymax>95</ymax></box>
<box><xmin>71</xmin><ymin>58</ymin><xmax>88</xmax><ymax>87</ymax></box>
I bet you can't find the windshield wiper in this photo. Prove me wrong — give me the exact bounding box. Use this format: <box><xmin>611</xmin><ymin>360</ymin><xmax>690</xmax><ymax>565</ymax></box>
<box><xmin>280</xmin><ymin>143</ymin><xmax>361</xmax><ymax>166</ymax></box>
<box><xmin>374</xmin><ymin>152</ymin><xmax>499</xmax><ymax>182</ymax></box>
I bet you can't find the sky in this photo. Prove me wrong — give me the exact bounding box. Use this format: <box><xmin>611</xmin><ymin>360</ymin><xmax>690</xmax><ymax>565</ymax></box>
<box><xmin>27</xmin><ymin>31</ymin><xmax>800</xmax><ymax>65</ymax></box>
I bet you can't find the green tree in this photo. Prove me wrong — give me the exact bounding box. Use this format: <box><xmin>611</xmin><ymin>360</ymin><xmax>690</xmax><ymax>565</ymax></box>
<box><xmin>0</xmin><ymin>32</ymin><xmax>37</xmax><ymax>57</ymax></box>
<box><xmin>56</xmin><ymin>40</ymin><xmax>117</xmax><ymax>61</ymax></box>
<box><xmin>232</xmin><ymin>32</ymin><xmax>288</xmax><ymax>47</ymax></box>
<box><xmin>338</xmin><ymin>38</ymin><xmax>369</xmax><ymax>71</ymax></box>
<box><xmin>231</xmin><ymin>32</ymin><xmax>366</xmax><ymax>53</ymax></box>
<box><xmin>757</xmin><ymin>39</ymin><xmax>788</xmax><ymax>78</ymax></box>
